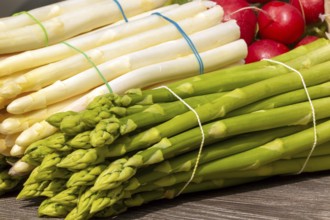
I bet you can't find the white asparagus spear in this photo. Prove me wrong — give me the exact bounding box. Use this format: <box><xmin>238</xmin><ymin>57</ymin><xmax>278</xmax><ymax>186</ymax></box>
<box><xmin>0</xmin><ymin>109</ymin><xmax>10</xmax><ymax>122</ymax></box>
<box><xmin>0</xmin><ymin>93</ymin><xmax>85</xmax><ymax>135</ymax></box>
<box><xmin>79</xmin><ymin>39</ymin><xmax>248</xmax><ymax>99</ymax></box>
<box><xmin>9</xmin><ymin>160</ymin><xmax>34</xmax><ymax>176</ymax></box>
<box><xmin>0</xmin><ymin>1</ymin><xmax>208</xmax><ymax>76</ymax></box>
<box><xmin>0</xmin><ymin>0</ymin><xmax>169</xmax><ymax>54</ymax></box>
<box><xmin>0</xmin><ymin>132</ymin><xmax>20</xmax><ymax>156</ymax></box>
<box><xmin>11</xmin><ymin>39</ymin><xmax>247</xmax><ymax>156</ymax></box>
<box><xmin>0</xmin><ymin>5</ymin><xmax>223</xmax><ymax>99</ymax></box>
<box><xmin>7</xmin><ymin>20</ymin><xmax>239</xmax><ymax>114</ymax></box>
<box><xmin>0</xmin><ymin>0</ymin><xmax>107</xmax><ymax>32</ymax></box>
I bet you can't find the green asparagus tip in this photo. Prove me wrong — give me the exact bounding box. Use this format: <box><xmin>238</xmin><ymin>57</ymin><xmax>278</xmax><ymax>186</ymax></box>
<box><xmin>46</xmin><ymin>111</ymin><xmax>77</xmax><ymax>128</ymax></box>
<box><xmin>57</xmin><ymin>149</ymin><xmax>101</xmax><ymax>170</ymax></box>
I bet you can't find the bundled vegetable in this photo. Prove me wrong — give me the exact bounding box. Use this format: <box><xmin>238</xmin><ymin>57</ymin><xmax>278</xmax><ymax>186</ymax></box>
<box><xmin>0</xmin><ymin>1</ymin><xmax>251</xmax><ymax>158</ymax></box>
<box><xmin>1</xmin><ymin>1</ymin><xmax>330</xmax><ymax>219</ymax></box>
<box><xmin>7</xmin><ymin>39</ymin><xmax>330</xmax><ymax>219</ymax></box>
<box><xmin>0</xmin><ymin>0</ymin><xmax>169</xmax><ymax>53</ymax></box>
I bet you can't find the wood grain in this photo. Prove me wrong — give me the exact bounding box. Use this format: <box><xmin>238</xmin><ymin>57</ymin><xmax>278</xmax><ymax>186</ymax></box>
<box><xmin>0</xmin><ymin>171</ymin><xmax>329</xmax><ymax>220</ymax></box>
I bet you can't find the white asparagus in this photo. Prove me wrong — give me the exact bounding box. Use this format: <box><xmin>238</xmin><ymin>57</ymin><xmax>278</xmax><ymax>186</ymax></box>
<box><xmin>0</xmin><ymin>0</ymin><xmax>107</xmax><ymax>32</ymax></box>
<box><xmin>11</xmin><ymin>39</ymin><xmax>247</xmax><ymax>154</ymax></box>
<box><xmin>0</xmin><ymin>96</ymin><xmax>13</xmax><ymax>110</ymax></box>
<box><xmin>11</xmin><ymin>120</ymin><xmax>57</xmax><ymax>157</ymax></box>
<box><xmin>0</xmin><ymin>5</ymin><xmax>223</xmax><ymax>99</ymax></box>
<box><xmin>0</xmin><ymin>94</ymin><xmax>85</xmax><ymax>135</ymax></box>
<box><xmin>7</xmin><ymin>20</ymin><xmax>240</xmax><ymax>114</ymax></box>
<box><xmin>9</xmin><ymin>160</ymin><xmax>34</xmax><ymax>176</ymax></box>
<box><xmin>0</xmin><ymin>1</ymin><xmax>208</xmax><ymax>76</ymax></box>
<box><xmin>0</xmin><ymin>69</ymin><xmax>31</xmax><ymax>87</ymax></box>
<box><xmin>79</xmin><ymin>39</ymin><xmax>248</xmax><ymax>99</ymax></box>
<box><xmin>0</xmin><ymin>109</ymin><xmax>10</xmax><ymax>122</ymax></box>
<box><xmin>0</xmin><ymin>0</ymin><xmax>168</xmax><ymax>54</ymax></box>
<box><xmin>0</xmin><ymin>132</ymin><xmax>20</xmax><ymax>156</ymax></box>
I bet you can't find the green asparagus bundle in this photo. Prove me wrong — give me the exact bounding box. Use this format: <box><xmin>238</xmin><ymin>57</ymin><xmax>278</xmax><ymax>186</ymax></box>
<box><xmin>12</xmin><ymin>39</ymin><xmax>330</xmax><ymax>219</ymax></box>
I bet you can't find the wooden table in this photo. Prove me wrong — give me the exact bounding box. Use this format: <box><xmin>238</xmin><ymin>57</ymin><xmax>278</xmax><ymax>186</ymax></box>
<box><xmin>0</xmin><ymin>1</ymin><xmax>329</xmax><ymax>220</ymax></box>
<box><xmin>1</xmin><ymin>171</ymin><xmax>329</xmax><ymax>220</ymax></box>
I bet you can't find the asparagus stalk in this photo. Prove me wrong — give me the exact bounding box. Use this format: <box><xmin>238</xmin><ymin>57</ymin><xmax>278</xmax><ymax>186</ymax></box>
<box><xmin>157</xmin><ymin>119</ymin><xmax>330</xmax><ymax>183</ymax></box>
<box><xmin>9</xmin><ymin>160</ymin><xmax>34</xmax><ymax>176</ymax></box>
<box><xmin>86</xmin><ymin>92</ymin><xmax>225</xmax><ymax>148</ymax></box>
<box><xmin>32</xmin><ymin>153</ymin><xmax>72</xmax><ymax>182</ymax></box>
<box><xmin>228</xmin><ymin>81</ymin><xmax>330</xmax><ymax>117</ymax></box>
<box><xmin>59</xmin><ymin>58</ymin><xmax>330</xmax><ymax>170</ymax></box>
<box><xmin>0</xmin><ymin>5</ymin><xmax>223</xmax><ymax>99</ymax></box>
<box><xmin>0</xmin><ymin>0</ymin><xmax>169</xmax><ymax>54</ymax></box>
<box><xmin>0</xmin><ymin>169</ymin><xmax>23</xmax><ymax>195</ymax></box>
<box><xmin>6</xmin><ymin>21</ymin><xmax>241</xmax><ymax>114</ymax></box>
<box><xmin>10</xmin><ymin>39</ymin><xmax>328</xmax><ymax>153</ymax></box>
<box><xmin>66</xmin><ymin>164</ymin><xmax>108</xmax><ymax>188</ymax></box>
<box><xmin>17</xmin><ymin>178</ymin><xmax>66</xmax><ymax>199</ymax></box>
<box><xmin>110</xmin><ymin>38</ymin><xmax>330</xmax><ymax>107</ymax></box>
<box><xmin>38</xmin><ymin>198</ymin><xmax>75</xmax><ymax>218</ymax></box>
<box><xmin>0</xmin><ymin>94</ymin><xmax>84</xmax><ymax>135</ymax></box>
<box><xmin>91</xmin><ymin>98</ymin><xmax>330</xmax><ymax>191</ymax></box>
<box><xmin>126</xmin><ymin>125</ymin><xmax>311</xmax><ymax>190</ymax></box>
<box><xmin>50</xmin><ymin>186</ymin><xmax>85</xmax><ymax>207</ymax></box>
<box><xmin>152</xmin><ymin>152</ymin><xmax>330</xmax><ymax>190</ymax></box>
<box><xmin>0</xmin><ymin>0</ymin><xmax>107</xmax><ymax>32</ymax></box>
<box><xmin>0</xmin><ymin>1</ymin><xmax>202</xmax><ymax>75</ymax></box>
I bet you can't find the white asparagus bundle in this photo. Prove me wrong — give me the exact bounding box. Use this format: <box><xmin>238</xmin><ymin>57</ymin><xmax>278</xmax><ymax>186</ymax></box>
<box><xmin>11</xmin><ymin>38</ymin><xmax>247</xmax><ymax>156</ymax></box>
<box><xmin>73</xmin><ymin>39</ymin><xmax>248</xmax><ymax>104</ymax></box>
<box><xmin>0</xmin><ymin>0</ymin><xmax>107</xmax><ymax>32</ymax></box>
<box><xmin>0</xmin><ymin>94</ymin><xmax>86</xmax><ymax>135</ymax></box>
<box><xmin>0</xmin><ymin>5</ymin><xmax>223</xmax><ymax>99</ymax></box>
<box><xmin>7</xmin><ymin>20</ymin><xmax>239</xmax><ymax>114</ymax></box>
<box><xmin>0</xmin><ymin>1</ymin><xmax>208</xmax><ymax>76</ymax></box>
<box><xmin>0</xmin><ymin>0</ymin><xmax>168</xmax><ymax>54</ymax></box>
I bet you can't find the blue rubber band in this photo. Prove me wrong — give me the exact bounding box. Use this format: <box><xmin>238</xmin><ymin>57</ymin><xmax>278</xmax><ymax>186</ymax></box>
<box><xmin>113</xmin><ymin>0</ymin><xmax>128</xmax><ymax>23</ymax></box>
<box><xmin>152</xmin><ymin>12</ymin><xmax>204</xmax><ymax>75</ymax></box>
<box><xmin>62</xmin><ymin>42</ymin><xmax>113</xmax><ymax>93</ymax></box>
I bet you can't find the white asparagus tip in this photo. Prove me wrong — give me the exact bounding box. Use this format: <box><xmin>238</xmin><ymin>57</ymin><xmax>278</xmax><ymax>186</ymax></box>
<box><xmin>10</xmin><ymin>144</ymin><xmax>25</xmax><ymax>157</ymax></box>
<box><xmin>9</xmin><ymin>160</ymin><xmax>34</xmax><ymax>176</ymax></box>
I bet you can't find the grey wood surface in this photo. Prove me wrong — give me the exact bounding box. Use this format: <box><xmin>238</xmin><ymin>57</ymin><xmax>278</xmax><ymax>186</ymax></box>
<box><xmin>0</xmin><ymin>171</ymin><xmax>329</xmax><ymax>220</ymax></box>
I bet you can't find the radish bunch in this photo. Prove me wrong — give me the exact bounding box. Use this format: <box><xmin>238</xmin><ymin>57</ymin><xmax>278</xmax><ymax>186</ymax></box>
<box><xmin>212</xmin><ymin>0</ymin><xmax>326</xmax><ymax>63</ymax></box>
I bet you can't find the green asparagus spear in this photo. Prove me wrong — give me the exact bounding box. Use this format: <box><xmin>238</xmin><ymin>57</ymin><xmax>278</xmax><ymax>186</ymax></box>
<box><xmin>127</xmin><ymin>125</ymin><xmax>310</xmax><ymax>191</ymax></box>
<box><xmin>51</xmin><ymin>186</ymin><xmax>86</xmax><ymax>207</ymax></box>
<box><xmin>17</xmin><ymin>179</ymin><xmax>66</xmax><ymax>199</ymax></box>
<box><xmin>39</xmin><ymin>198</ymin><xmax>75</xmax><ymax>217</ymax></box>
<box><xmin>0</xmin><ymin>169</ymin><xmax>23</xmax><ymax>195</ymax></box>
<box><xmin>66</xmin><ymin>164</ymin><xmax>107</xmax><ymax>187</ymax></box>
<box><xmin>58</xmin><ymin>58</ymin><xmax>330</xmax><ymax>170</ymax></box>
<box><xmin>92</xmin><ymin>98</ymin><xmax>330</xmax><ymax>191</ymax></box>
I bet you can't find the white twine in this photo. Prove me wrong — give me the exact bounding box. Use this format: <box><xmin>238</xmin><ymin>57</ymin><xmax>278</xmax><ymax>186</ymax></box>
<box><xmin>156</xmin><ymin>85</ymin><xmax>205</xmax><ymax>196</ymax></box>
<box><xmin>262</xmin><ymin>58</ymin><xmax>318</xmax><ymax>174</ymax></box>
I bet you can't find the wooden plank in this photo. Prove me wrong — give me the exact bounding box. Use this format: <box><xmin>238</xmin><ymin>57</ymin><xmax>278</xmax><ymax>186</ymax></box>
<box><xmin>0</xmin><ymin>171</ymin><xmax>329</xmax><ymax>220</ymax></box>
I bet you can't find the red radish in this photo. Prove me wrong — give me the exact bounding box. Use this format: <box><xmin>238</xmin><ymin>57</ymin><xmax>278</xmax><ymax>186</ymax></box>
<box><xmin>247</xmin><ymin>0</ymin><xmax>271</xmax><ymax>3</ymax></box>
<box><xmin>295</xmin><ymin>35</ymin><xmax>319</xmax><ymax>47</ymax></box>
<box><xmin>258</xmin><ymin>1</ymin><xmax>305</xmax><ymax>45</ymax></box>
<box><xmin>213</xmin><ymin>0</ymin><xmax>258</xmax><ymax>45</ymax></box>
<box><xmin>290</xmin><ymin>0</ymin><xmax>324</xmax><ymax>24</ymax></box>
<box><xmin>245</xmin><ymin>39</ymin><xmax>289</xmax><ymax>63</ymax></box>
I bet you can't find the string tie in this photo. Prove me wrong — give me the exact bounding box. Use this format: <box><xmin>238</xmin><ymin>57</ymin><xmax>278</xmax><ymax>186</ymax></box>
<box><xmin>13</xmin><ymin>11</ymin><xmax>49</xmax><ymax>46</ymax></box>
<box><xmin>156</xmin><ymin>85</ymin><xmax>205</xmax><ymax>196</ymax></box>
<box><xmin>262</xmin><ymin>58</ymin><xmax>317</xmax><ymax>174</ymax></box>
